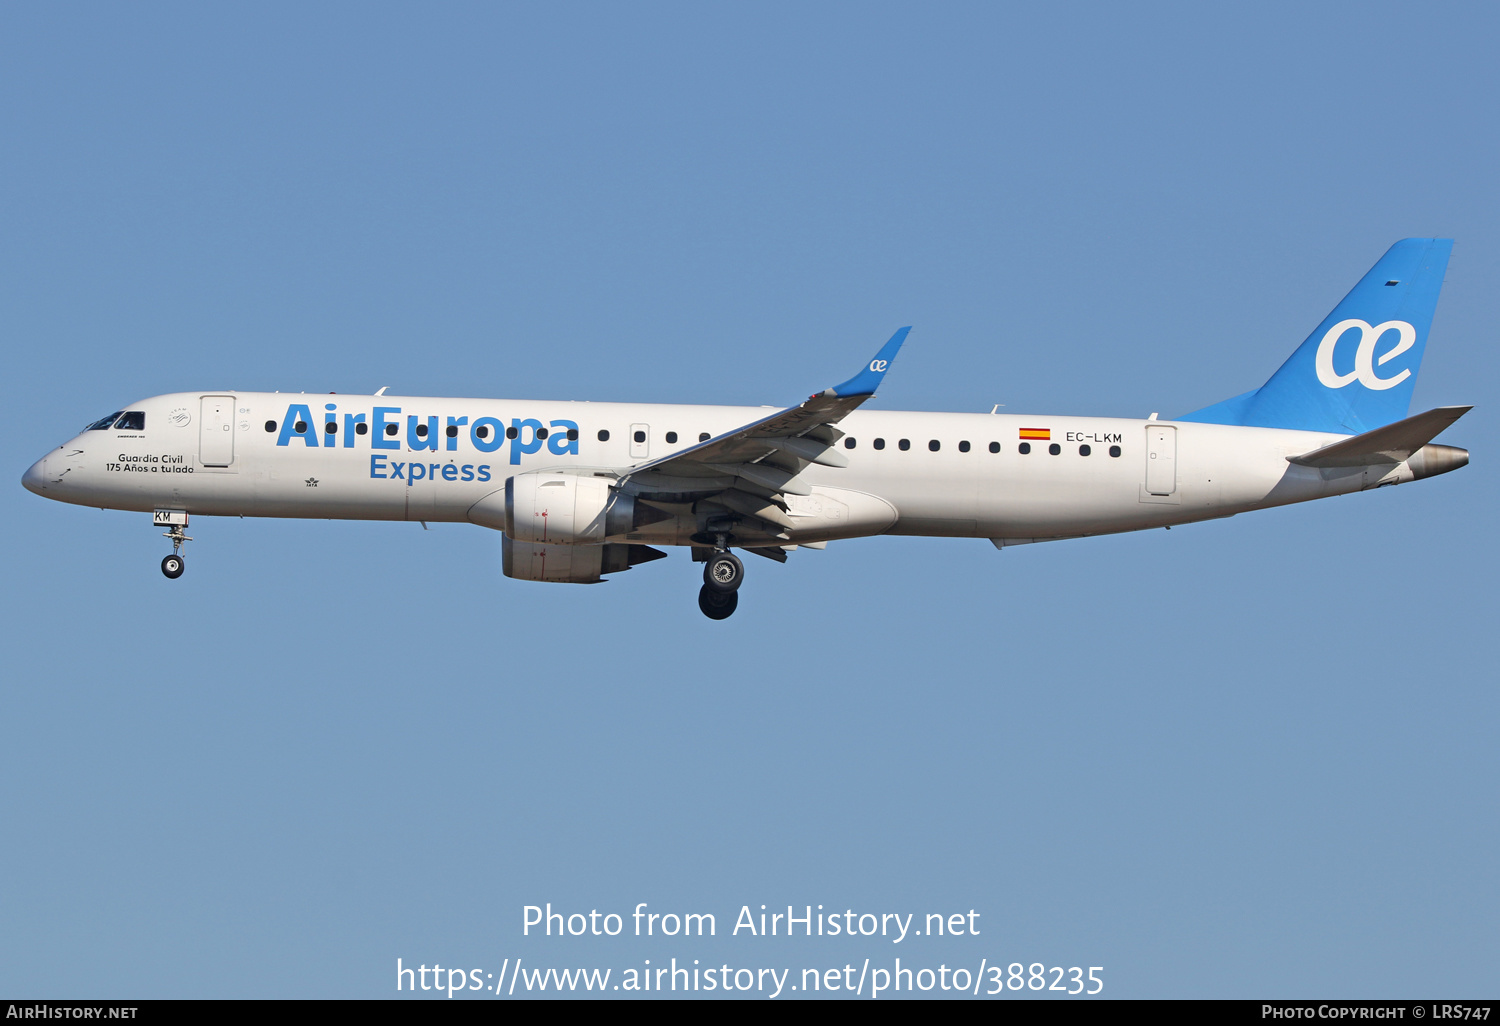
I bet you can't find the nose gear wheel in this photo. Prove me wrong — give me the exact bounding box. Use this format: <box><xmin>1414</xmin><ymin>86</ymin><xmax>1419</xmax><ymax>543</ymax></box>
<box><xmin>159</xmin><ymin>514</ymin><xmax>192</xmax><ymax>579</ymax></box>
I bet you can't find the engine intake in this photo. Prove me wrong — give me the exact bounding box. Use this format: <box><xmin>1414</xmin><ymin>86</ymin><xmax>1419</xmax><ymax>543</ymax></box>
<box><xmin>504</xmin><ymin>470</ymin><xmax>635</xmax><ymax>544</ymax></box>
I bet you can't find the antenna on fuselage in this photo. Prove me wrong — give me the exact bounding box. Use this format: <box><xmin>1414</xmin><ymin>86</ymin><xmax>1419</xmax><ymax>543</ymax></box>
<box><xmin>374</xmin><ymin>386</ymin><xmax>388</xmax><ymax>396</ymax></box>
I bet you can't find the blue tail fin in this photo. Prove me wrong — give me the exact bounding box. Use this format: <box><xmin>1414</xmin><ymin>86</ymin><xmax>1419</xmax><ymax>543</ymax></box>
<box><xmin>1179</xmin><ymin>239</ymin><xmax>1452</xmax><ymax>434</ymax></box>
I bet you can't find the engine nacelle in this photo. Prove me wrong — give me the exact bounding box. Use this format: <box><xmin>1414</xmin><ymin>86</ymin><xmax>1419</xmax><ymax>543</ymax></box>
<box><xmin>504</xmin><ymin>470</ymin><xmax>635</xmax><ymax>544</ymax></box>
<box><xmin>501</xmin><ymin>537</ymin><xmax>666</xmax><ymax>584</ymax></box>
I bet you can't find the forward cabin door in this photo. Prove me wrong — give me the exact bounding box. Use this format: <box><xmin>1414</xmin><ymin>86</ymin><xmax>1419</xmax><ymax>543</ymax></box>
<box><xmin>1144</xmin><ymin>424</ymin><xmax>1177</xmax><ymax>496</ymax></box>
<box><xmin>199</xmin><ymin>395</ymin><xmax>236</xmax><ymax>466</ymax></box>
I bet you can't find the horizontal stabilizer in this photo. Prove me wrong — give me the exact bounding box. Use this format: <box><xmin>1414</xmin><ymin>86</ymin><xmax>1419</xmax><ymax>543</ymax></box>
<box><xmin>1288</xmin><ymin>405</ymin><xmax>1472</xmax><ymax>468</ymax></box>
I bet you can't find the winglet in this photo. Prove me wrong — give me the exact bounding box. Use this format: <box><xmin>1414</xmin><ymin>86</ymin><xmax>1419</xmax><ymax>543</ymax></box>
<box><xmin>824</xmin><ymin>327</ymin><xmax>911</xmax><ymax>397</ymax></box>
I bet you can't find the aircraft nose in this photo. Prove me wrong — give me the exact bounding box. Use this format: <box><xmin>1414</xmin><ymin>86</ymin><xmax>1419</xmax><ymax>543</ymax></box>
<box><xmin>22</xmin><ymin>455</ymin><xmax>49</xmax><ymax>495</ymax></box>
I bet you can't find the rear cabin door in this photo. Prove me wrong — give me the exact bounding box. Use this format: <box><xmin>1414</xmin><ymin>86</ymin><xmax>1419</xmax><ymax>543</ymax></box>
<box><xmin>1144</xmin><ymin>424</ymin><xmax>1177</xmax><ymax>496</ymax></box>
<box><xmin>199</xmin><ymin>395</ymin><xmax>236</xmax><ymax>466</ymax></box>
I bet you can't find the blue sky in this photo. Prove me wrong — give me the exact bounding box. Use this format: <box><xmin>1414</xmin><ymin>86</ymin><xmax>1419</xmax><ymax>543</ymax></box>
<box><xmin>3</xmin><ymin>2</ymin><xmax>1495</xmax><ymax>998</ymax></box>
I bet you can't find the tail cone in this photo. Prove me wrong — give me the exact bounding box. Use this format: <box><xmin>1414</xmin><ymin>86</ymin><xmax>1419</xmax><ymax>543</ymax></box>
<box><xmin>1408</xmin><ymin>443</ymin><xmax>1469</xmax><ymax>480</ymax></box>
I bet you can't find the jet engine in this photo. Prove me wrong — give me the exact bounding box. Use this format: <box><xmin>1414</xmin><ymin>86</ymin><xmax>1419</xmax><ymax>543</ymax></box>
<box><xmin>502</xmin><ymin>536</ymin><xmax>665</xmax><ymax>583</ymax></box>
<box><xmin>503</xmin><ymin>470</ymin><xmax>635</xmax><ymax>544</ymax></box>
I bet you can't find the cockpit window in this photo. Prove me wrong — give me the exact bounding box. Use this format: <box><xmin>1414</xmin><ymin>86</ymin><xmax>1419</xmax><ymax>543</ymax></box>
<box><xmin>114</xmin><ymin>411</ymin><xmax>146</xmax><ymax>431</ymax></box>
<box><xmin>86</xmin><ymin>412</ymin><xmax>124</xmax><ymax>431</ymax></box>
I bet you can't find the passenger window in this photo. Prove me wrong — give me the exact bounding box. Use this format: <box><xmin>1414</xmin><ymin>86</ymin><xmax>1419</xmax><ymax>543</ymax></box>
<box><xmin>415</xmin><ymin>423</ymin><xmax>428</xmax><ymax>437</ymax></box>
<box><xmin>1109</xmin><ymin>445</ymin><xmax>1121</xmax><ymax>458</ymax></box>
<box><xmin>87</xmin><ymin>412</ymin><xmax>124</xmax><ymax>431</ymax></box>
<box><xmin>385</xmin><ymin>423</ymin><xmax>398</xmax><ymax>436</ymax></box>
<box><xmin>475</xmin><ymin>426</ymin><xmax>490</xmax><ymax>439</ymax></box>
<box><xmin>264</xmin><ymin>420</ymin><xmax>277</xmax><ymax>433</ymax></box>
<box><xmin>699</xmin><ymin>432</ymin><xmax>710</xmax><ymax>442</ymax></box>
<box><xmin>598</xmin><ymin>429</ymin><xmax>610</xmax><ymax>441</ymax></box>
<box><xmin>633</xmin><ymin>430</ymin><xmax>646</xmax><ymax>443</ymax></box>
<box><xmin>295</xmin><ymin>421</ymin><xmax>308</xmax><ymax>433</ymax></box>
<box><xmin>1019</xmin><ymin>442</ymin><xmax>1031</xmax><ymax>454</ymax></box>
<box><xmin>506</xmin><ymin>426</ymin><xmax>519</xmax><ymax>439</ymax></box>
<box><xmin>844</xmin><ymin>437</ymin><xmax>856</xmax><ymax>449</ymax></box>
<box><xmin>356</xmin><ymin>422</ymin><xmax>368</xmax><ymax>435</ymax></box>
<box><xmin>446</xmin><ymin>425</ymin><xmax>459</xmax><ymax>437</ymax></box>
<box><xmin>115</xmin><ymin>411</ymin><xmax>145</xmax><ymax>431</ymax></box>
<box><xmin>1079</xmin><ymin>444</ymin><xmax>1091</xmax><ymax>456</ymax></box>
<box><xmin>898</xmin><ymin>439</ymin><xmax>910</xmax><ymax>451</ymax></box>
<box><xmin>567</xmin><ymin>429</ymin><xmax>579</xmax><ymax>441</ymax></box>
<box><xmin>873</xmin><ymin>438</ymin><xmax>885</xmax><ymax>450</ymax></box>
<box><xmin>958</xmin><ymin>440</ymin><xmax>970</xmax><ymax>452</ymax></box>
<box><xmin>665</xmin><ymin>431</ymin><xmax>678</xmax><ymax>443</ymax></box>
<box><xmin>537</xmin><ymin>427</ymin><xmax>549</xmax><ymax>439</ymax></box>
<box><xmin>928</xmin><ymin>439</ymin><xmax>940</xmax><ymax>451</ymax></box>
<box><xmin>1048</xmin><ymin>443</ymin><xmax>1061</xmax><ymax>455</ymax></box>
<box><xmin>989</xmin><ymin>441</ymin><xmax>1000</xmax><ymax>453</ymax></box>
<box><xmin>325</xmin><ymin>421</ymin><xmax>337</xmax><ymax>434</ymax></box>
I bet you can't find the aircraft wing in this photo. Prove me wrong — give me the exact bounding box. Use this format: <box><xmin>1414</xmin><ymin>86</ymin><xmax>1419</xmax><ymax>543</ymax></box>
<box><xmin>615</xmin><ymin>327</ymin><xmax>909</xmax><ymax>548</ymax></box>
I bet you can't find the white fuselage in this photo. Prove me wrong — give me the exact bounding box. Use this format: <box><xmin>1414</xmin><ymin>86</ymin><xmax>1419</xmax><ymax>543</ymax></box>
<box><xmin>24</xmin><ymin>391</ymin><xmax>1422</xmax><ymax>547</ymax></box>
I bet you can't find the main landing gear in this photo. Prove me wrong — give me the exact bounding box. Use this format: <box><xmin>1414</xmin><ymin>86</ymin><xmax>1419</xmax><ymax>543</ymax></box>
<box><xmin>697</xmin><ymin>541</ymin><xmax>744</xmax><ymax>620</ymax></box>
<box><xmin>156</xmin><ymin>509</ymin><xmax>191</xmax><ymax>579</ymax></box>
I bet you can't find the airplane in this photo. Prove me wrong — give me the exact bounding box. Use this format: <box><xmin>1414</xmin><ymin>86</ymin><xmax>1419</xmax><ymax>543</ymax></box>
<box><xmin>22</xmin><ymin>238</ymin><xmax>1471</xmax><ymax>619</ymax></box>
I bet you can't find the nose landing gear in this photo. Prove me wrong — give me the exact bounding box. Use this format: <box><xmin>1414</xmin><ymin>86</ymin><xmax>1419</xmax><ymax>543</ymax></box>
<box><xmin>154</xmin><ymin>509</ymin><xmax>191</xmax><ymax>579</ymax></box>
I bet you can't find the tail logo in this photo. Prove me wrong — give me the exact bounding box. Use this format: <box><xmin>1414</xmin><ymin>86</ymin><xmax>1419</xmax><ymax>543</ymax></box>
<box><xmin>1314</xmin><ymin>318</ymin><xmax>1416</xmax><ymax>391</ymax></box>
<box><xmin>869</xmin><ymin>359</ymin><xmax>889</xmax><ymax>373</ymax></box>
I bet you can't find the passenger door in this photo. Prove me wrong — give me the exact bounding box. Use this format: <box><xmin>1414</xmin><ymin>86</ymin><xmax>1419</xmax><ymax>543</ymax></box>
<box><xmin>1144</xmin><ymin>424</ymin><xmax>1177</xmax><ymax>496</ymax></box>
<box><xmin>199</xmin><ymin>395</ymin><xmax>236</xmax><ymax>466</ymax></box>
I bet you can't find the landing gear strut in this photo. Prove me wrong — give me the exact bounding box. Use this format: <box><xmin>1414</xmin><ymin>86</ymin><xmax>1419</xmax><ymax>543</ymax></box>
<box><xmin>156</xmin><ymin>509</ymin><xmax>191</xmax><ymax>579</ymax></box>
<box><xmin>697</xmin><ymin>535</ymin><xmax>743</xmax><ymax>619</ymax></box>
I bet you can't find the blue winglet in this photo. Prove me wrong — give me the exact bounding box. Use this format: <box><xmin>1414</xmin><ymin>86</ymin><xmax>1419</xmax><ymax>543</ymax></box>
<box><xmin>827</xmin><ymin>327</ymin><xmax>911</xmax><ymax>397</ymax></box>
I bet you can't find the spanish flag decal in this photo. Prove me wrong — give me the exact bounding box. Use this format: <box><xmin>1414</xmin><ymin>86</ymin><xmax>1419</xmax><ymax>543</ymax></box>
<box><xmin>1019</xmin><ymin>427</ymin><xmax>1051</xmax><ymax>441</ymax></box>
